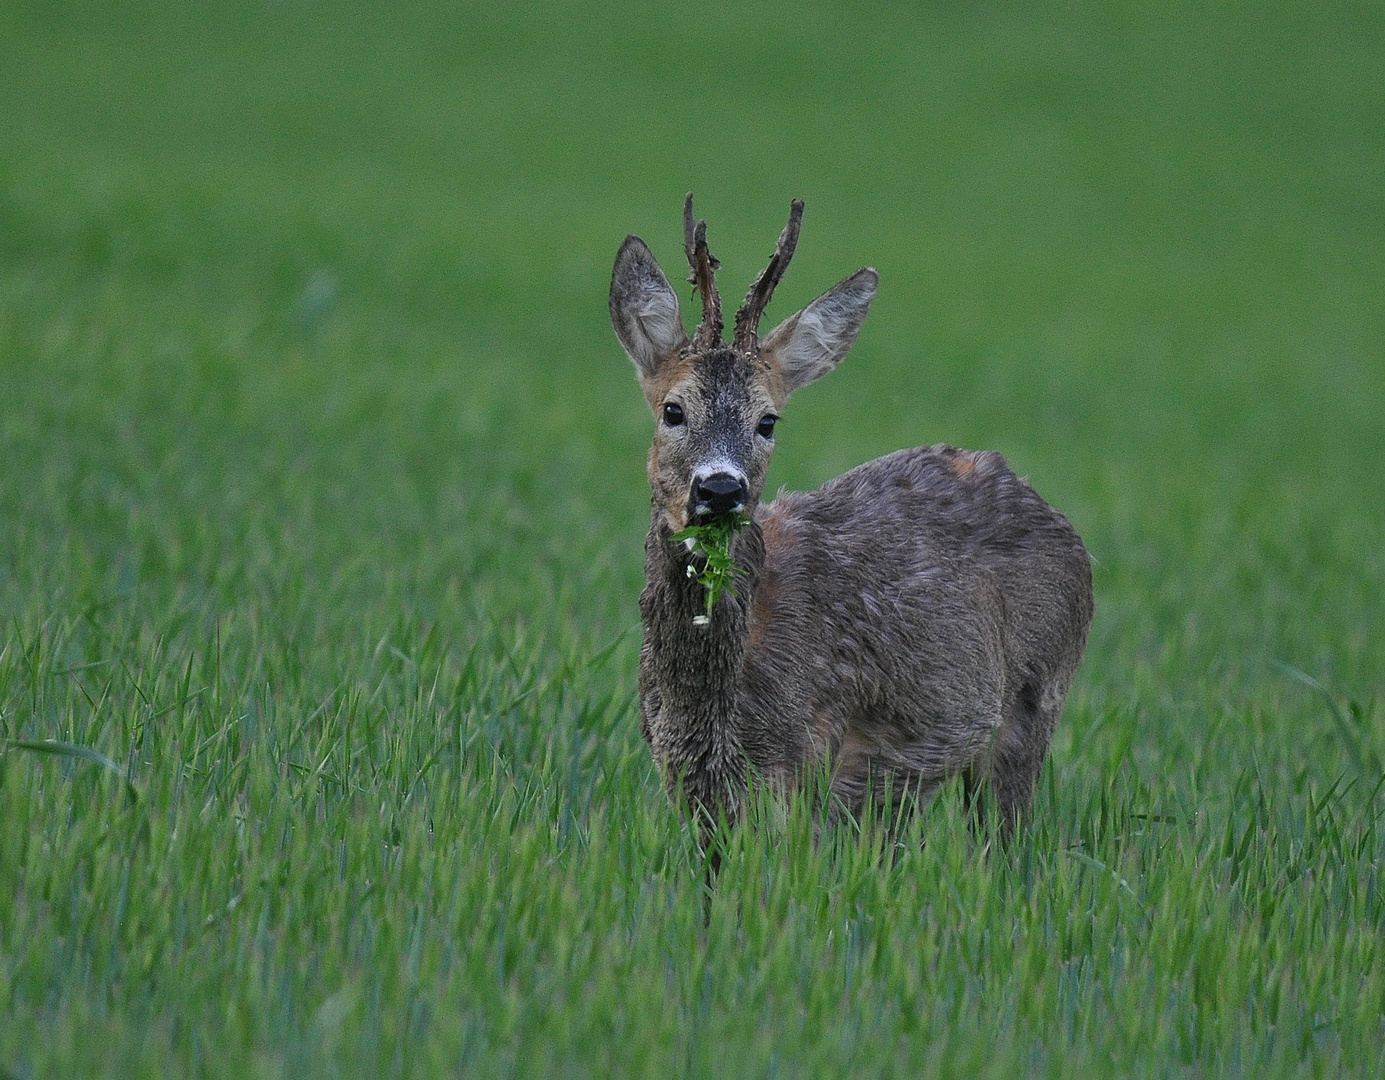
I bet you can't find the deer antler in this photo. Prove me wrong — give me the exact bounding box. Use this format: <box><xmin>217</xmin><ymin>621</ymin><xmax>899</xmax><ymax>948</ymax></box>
<box><xmin>683</xmin><ymin>193</ymin><xmax>723</xmax><ymax>349</ymax></box>
<box><xmin>733</xmin><ymin>199</ymin><xmax>804</xmax><ymax>352</ymax></box>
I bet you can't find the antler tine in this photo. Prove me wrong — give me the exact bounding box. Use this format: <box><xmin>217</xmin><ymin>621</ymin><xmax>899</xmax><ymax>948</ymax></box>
<box><xmin>682</xmin><ymin>192</ymin><xmax>697</xmax><ymax>268</ymax></box>
<box><xmin>682</xmin><ymin>193</ymin><xmax>722</xmax><ymax>348</ymax></box>
<box><xmin>733</xmin><ymin>199</ymin><xmax>804</xmax><ymax>351</ymax></box>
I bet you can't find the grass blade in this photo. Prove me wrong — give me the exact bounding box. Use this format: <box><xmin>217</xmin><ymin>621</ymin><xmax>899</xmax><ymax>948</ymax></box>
<box><xmin>4</xmin><ymin>739</ymin><xmax>140</xmax><ymax>803</ymax></box>
<box><xmin>1273</xmin><ymin>662</ymin><xmax>1374</xmax><ymax>778</ymax></box>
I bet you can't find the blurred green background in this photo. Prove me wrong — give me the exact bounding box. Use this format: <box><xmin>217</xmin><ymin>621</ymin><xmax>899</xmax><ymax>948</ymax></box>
<box><xmin>2</xmin><ymin>1</ymin><xmax>1383</xmax><ymax>1075</ymax></box>
<box><xmin>6</xmin><ymin>0</ymin><xmax>1381</xmax><ymax>649</ymax></box>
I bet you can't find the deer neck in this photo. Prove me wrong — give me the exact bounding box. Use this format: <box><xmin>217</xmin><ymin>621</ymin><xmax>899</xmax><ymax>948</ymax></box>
<box><xmin>639</xmin><ymin>506</ymin><xmax>765</xmax><ymax>807</ymax></box>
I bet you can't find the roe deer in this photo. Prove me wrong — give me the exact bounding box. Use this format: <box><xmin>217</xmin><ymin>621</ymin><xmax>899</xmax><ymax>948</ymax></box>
<box><xmin>609</xmin><ymin>195</ymin><xmax>1093</xmax><ymax>838</ymax></box>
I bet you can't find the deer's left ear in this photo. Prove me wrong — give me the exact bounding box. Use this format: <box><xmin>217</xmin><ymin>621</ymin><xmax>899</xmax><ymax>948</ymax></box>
<box><xmin>610</xmin><ymin>236</ymin><xmax>688</xmax><ymax>380</ymax></box>
<box><xmin>761</xmin><ymin>268</ymin><xmax>877</xmax><ymax>395</ymax></box>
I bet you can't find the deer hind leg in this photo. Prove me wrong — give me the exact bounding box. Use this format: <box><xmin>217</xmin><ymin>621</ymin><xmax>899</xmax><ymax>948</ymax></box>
<box><xmin>979</xmin><ymin>679</ymin><xmax>1057</xmax><ymax>836</ymax></box>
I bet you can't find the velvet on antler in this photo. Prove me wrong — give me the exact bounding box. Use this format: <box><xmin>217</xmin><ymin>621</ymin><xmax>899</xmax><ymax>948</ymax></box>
<box><xmin>733</xmin><ymin>199</ymin><xmax>803</xmax><ymax>351</ymax></box>
<box><xmin>683</xmin><ymin>193</ymin><xmax>723</xmax><ymax>349</ymax></box>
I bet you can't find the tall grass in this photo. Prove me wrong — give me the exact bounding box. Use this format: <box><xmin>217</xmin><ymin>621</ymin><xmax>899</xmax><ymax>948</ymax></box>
<box><xmin>2</xmin><ymin>1</ymin><xmax>1383</xmax><ymax>1075</ymax></box>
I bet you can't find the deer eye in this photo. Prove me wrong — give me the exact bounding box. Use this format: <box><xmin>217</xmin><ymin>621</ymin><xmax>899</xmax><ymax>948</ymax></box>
<box><xmin>662</xmin><ymin>402</ymin><xmax>685</xmax><ymax>426</ymax></box>
<box><xmin>756</xmin><ymin>414</ymin><xmax>778</xmax><ymax>439</ymax></box>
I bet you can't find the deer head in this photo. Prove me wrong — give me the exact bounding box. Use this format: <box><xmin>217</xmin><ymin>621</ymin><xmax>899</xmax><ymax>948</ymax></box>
<box><xmin>610</xmin><ymin>195</ymin><xmax>878</xmax><ymax>532</ymax></box>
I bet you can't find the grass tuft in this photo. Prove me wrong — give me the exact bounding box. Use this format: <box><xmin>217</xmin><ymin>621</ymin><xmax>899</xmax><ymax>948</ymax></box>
<box><xmin>671</xmin><ymin>512</ymin><xmax>753</xmax><ymax>625</ymax></box>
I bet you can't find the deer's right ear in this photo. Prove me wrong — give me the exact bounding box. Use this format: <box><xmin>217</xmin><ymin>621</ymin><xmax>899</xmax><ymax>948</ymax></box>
<box><xmin>610</xmin><ymin>236</ymin><xmax>688</xmax><ymax>380</ymax></box>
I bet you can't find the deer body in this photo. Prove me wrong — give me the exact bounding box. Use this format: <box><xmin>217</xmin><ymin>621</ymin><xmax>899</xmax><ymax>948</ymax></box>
<box><xmin>612</xmin><ymin>198</ymin><xmax>1092</xmax><ymax>831</ymax></box>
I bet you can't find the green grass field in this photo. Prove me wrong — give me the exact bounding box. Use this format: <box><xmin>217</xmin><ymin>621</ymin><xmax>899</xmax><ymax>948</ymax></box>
<box><xmin>2</xmin><ymin>1</ymin><xmax>1383</xmax><ymax>1075</ymax></box>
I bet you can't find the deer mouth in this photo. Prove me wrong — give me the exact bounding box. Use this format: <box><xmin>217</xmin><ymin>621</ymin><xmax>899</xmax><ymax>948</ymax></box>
<box><xmin>688</xmin><ymin>502</ymin><xmax>748</xmax><ymax>525</ymax></box>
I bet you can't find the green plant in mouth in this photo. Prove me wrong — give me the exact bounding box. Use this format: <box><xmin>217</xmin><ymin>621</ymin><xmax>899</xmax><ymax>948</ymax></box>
<box><xmin>672</xmin><ymin>512</ymin><xmax>753</xmax><ymax>626</ymax></box>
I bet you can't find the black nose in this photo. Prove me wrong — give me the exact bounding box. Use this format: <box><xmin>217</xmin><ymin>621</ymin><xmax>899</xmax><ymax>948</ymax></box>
<box><xmin>694</xmin><ymin>472</ymin><xmax>749</xmax><ymax>515</ymax></box>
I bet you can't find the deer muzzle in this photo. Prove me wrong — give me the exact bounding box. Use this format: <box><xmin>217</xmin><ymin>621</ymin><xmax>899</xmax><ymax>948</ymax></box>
<box><xmin>691</xmin><ymin>471</ymin><xmax>749</xmax><ymax>518</ymax></box>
